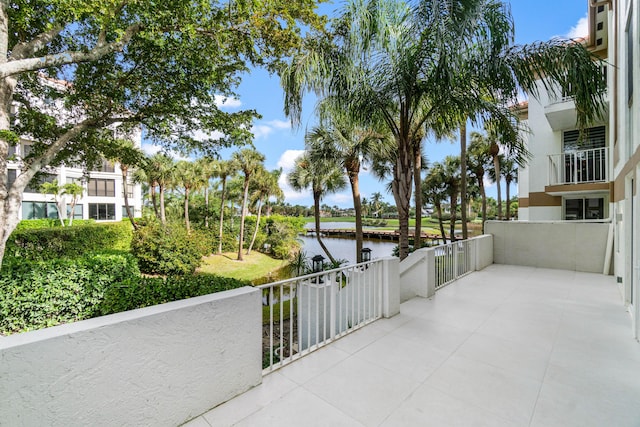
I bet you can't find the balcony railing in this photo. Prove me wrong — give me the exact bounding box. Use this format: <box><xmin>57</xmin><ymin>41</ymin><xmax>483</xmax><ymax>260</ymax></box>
<box><xmin>259</xmin><ymin>260</ymin><xmax>384</xmax><ymax>373</ymax></box>
<box><xmin>435</xmin><ymin>239</ymin><xmax>473</xmax><ymax>290</ymax></box>
<box><xmin>547</xmin><ymin>147</ymin><xmax>608</xmax><ymax>186</ymax></box>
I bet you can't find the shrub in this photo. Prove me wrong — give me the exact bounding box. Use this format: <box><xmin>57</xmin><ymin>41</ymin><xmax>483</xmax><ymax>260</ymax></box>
<box><xmin>131</xmin><ymin>222</ymin><xmax>207</xmax><ymax>276</ymax></box>
<box><xmin>6</xmin><ymin>222</ymin><xmax>133</xmax><ymax>261</ymax></box>
<box><xmin>15</xmin><ymin>219</ymin><xmax>96</xmax><ymax>230</ymax></box>
<box><xmin>96</xmin><ymin>274</ymin><xmax>249</xmax><ymax>316</ymax></box>
<box><xmin>0</xmin><ymin>252</ymin><xmax>139</xmax><ymax>334</ymax></box>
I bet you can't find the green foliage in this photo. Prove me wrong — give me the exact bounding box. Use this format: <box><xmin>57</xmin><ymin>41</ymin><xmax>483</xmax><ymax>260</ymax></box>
<box><xmin>0</xmin><ymin>252</ymin><xmax>139</xmax><ymax>334</ymax></box>
<box><xmin>362</xmin><ymin>218</ymin><xmax>388</xmax><ymax>227</ymax></box>
<box><xmin>96</xmin><ymin>274</ymin><xmax>249</xmax><ymax>316</ymax></box>
<box><xmin>262</xmin><ymin>215</ymin><xmax>304</xmax><ymax>260</ymax></box>
<box><xmin>6</xmin><ymin>222</ymin><xmax>132</xmax><ymax>261</ymax></box>
<box><xmin>131</xmin><ymin>222</ymin><xmax>207</xmax><ymax>276</ymax></box>
<box><xmin>15</xmin><ymin>219</ymin><xmax>96</xmax><ymax>230</ymax></box>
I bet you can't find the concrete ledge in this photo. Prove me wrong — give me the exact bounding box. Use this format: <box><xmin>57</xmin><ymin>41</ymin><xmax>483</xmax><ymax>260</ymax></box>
<box><xmin>0</xmin><ymin>286</ymin><xmax>262</xmax><ymax>427</ymax></box>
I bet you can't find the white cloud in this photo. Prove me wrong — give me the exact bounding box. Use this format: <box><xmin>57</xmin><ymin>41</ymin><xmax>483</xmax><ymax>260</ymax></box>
<box><xmin>252</xmin><ymin>119</ymin><xmax>292</xmax><ymax>139</ymax></box>
<box><xmin>327</xmin><ymin>192</ymin><xmax>352</xmax><ymax>205</ymax></box>
<box><xmin>277</xmin><ymin>149</ymin><xmax>305</xmax><ymax>170</ymax></box>
<box><xmin>567</xmin><ymin>13</ymin><xmax>589</xmax><ymax>39</ymax></box>
<box><xmin>214</xmin><ymin>95</ymin><xmax>242</xmax><ymax>109</ymax></box>
<box><xmin>266</xmin><ymin>119</ymin><xmax>291</xmax><ymax>130</ymax></box>
<box><xmin>141</xmin><ymin>142</ymin><xmax>162</xmax><ymax>156</ymax></box>
<box><xmin>190</xmin><ymin>129</ymin><xmax>225</xmax><ymax>143</ymax></box>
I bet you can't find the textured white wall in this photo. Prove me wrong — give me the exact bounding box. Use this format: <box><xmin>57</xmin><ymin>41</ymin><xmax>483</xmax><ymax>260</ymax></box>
<box><xmin>473</xmin><ymin>235</ymin><xmax>494</xmax><ymax>271</ymax></box>
<box><xmin>487</xmin><ymin>220</ymin><xmax>610</xmax><ymax>273</ymax></box>
<box><xmin>0</xmin><ymin>287</ymin><xmax>262</xmax><ymax>427</ymax></box>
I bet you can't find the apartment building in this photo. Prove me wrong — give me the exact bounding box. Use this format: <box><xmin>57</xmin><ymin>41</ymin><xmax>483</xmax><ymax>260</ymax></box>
<box><xmin>518</xmin><ymin>0</ymin><xmax>639</xmax><ymax>339</ymax></box>
<box><xmin>7</xmin><ymin>135</ymin><xmax>143</xmax><ymax>222</ymax></box>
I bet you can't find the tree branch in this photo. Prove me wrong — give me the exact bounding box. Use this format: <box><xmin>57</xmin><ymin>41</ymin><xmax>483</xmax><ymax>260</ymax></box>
<box><xmin>11</xmin><ymin>25</ymin><xmax>64</xmax><ymax>60</ymax></box>
<box><xmin>0</xmin><ymin>23</ymin><xmax>142</xmax><ymax>79</ymax></box>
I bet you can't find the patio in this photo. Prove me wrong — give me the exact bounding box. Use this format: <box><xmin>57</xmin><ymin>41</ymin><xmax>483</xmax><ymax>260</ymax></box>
<box><xmin>185</xmin><ymin>264</ymin><xmax>640</xmax><ymax>427</ymax></box>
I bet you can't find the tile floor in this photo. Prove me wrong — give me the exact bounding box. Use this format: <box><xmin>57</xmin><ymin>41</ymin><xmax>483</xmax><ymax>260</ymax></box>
<box><xmin>185</xmin><ymin>264</ymin><xmax>640</xmax><ymax>427</ymax></box>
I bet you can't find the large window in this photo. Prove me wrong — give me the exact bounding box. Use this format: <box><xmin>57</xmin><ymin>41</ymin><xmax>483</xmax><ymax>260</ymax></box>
<box><xmin>66</xmin><ymin>204</ymin><xmax>83</xmax><ymax>220</ymax></box>
<box><xmin>91</xmin><ymin>158</ymin><xmax>115</xmax><ymax>173</ymax></box>
<box><xmin>89</xmin><ymin>203</ymin><xmax>115</xmax><ymax>220</ymax></box>
<box><xmin>564</xmin><ymin>197</ymin><xmax>606</xmax><ymax>220</ymax></box>
<box><xmin>562</xmin><ymin>126</ymin><xmax>607</xmax><ymax>183</ymax></box>
<box><xmin>88</xmin><ymin>178</ymin><xmax>115</xmax><ymax>197</ymax></box>
<box><xmin>24</xmin><ymin>173</ymin><xmax>57</xmax><ymax>193</ymax></box>
<box><xmin>22</xmin><ymin>201</ymin><xmax>58</xmax><ymax>219</ymax></box>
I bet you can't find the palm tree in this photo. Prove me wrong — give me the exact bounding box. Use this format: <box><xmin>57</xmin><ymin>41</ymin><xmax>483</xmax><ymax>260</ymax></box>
<box><xmin>196</xmin><ymin>158</ymin><xmax>217</xmax><ymax>229</ymax></box>
<box><xmin>173</xmin><ymin>160</ymin><xmax>205</xmax><ymax>234</ymax></box>
<box><xmin>371</xmin><ymin>192</ymin><xmax>383</xmax><ymax>218</ymax></box>
<box><xmin>423</xmin><ymin>163</ymin><xmax>449</xmax><ymax>244</ymax></box>
<box><xmin>62</xmin><ymin>182</ymin><xmax>84</xmax><ymax>226</ymax></box>
<box><xmin>147</xmin><ymin>153</ymin><xmax>174</xmax><ymax>225</ymax></box>
<box><xmin>288</xmin><ymin>152</ymin><xmax>346</xmax><ymax>264</ymax></box>
<box><xmin>305</xmin><ymin>119</ymin><xmax>380</xmax><ymax>262</ymax></box>
<box><xmin>281</xmin><ymin>0</ymin><xmax>606</xmax><ymax>259</ymax></box>
<box><xmin>442</xmin><ymin>156</ymin><xmax>462</xmax><ymax>241</ymax></box>
<box><xmin>104</xmin><ymin>139</ymin><xmax>145</xmax><ymax>230</ymax></box>
<box><xmin>214</xmin><ymin>159</ymin><xmax>239</xmax><ymax>254</ymax></box>
<box><xmin>246</xmin><ymin>168</ymin><xmax>284</xmax><ymax>255</ymax></box>
<box><xmin>468</xmin><ymin>132</ymin><xmax>493</xmax><ymax>232</ymax></box>
<box><xmin>231</xmin><ymin>148</ymin><xmax>265</xmax><ymax>261</ymax></box>
<box><xmin>39</xmin><ymin>180</ymin><xmax>65</xmax><ymax>226</ymax></box>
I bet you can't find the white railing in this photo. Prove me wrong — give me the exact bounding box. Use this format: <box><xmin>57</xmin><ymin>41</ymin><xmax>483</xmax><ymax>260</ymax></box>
<box><xmin>259</xmin><ymin>259</ymin><xmax>384</xmax><ymax>373</ymax></box>
<box><xmin>435</xmin><ymin>239</ymin><xmax>474</xmax><ymax>290</ymax></box>
<box><xmin>547</xmin><ymin>147</ymin><xmax>608</xmax><ymax>186</ymax></box>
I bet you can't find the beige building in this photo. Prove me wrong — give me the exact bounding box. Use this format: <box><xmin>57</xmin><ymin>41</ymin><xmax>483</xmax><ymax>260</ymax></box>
<box><xmin>518</xmin><ymin>0</ymin><xmax>639</xmax><ymax>339</ymax></box>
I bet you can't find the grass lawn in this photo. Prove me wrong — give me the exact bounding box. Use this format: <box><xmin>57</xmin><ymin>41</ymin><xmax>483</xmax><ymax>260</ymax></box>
<box><xmin>198</xmin><ymin>252</ymin><xmax>289</xmax><ymax>282</ymax></box>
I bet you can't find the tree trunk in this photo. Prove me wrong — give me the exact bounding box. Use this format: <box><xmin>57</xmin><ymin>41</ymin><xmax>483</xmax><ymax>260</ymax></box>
<box><xmin>449</xmin><ymin>195</ymin><xmax>458</xmax><ymax>242</ymax></box>
<box><xmin>505</xmin><ymin>178</ymin><xmax>511</xmax><ymax>220</ymax></box>
<box><xmin>493</xmin><ymin>154</ymin><xmax>502</xmax><ymax>220</ymax></box>
<box><xmin>348</xmin><ymin>168</ymin><xmax>363</xmax><ymax>263</ymax></box>
<box><xmin>392</xmin><ymin>136</ymin><xmax>413</xmax><ymax>260</ymax></box>
<box><xmin>436</xmin><ymin>201</ymin><xmax>447</xmax><ymax>244</ymax></box>
<box><xmin>246</xmin><ymin>197</ymin><xmax>263</xmax><ymax>255</ymax></box>
<box><xmin>218</xmin><ymin>178</ymin><xmax>226</xmax><ymax>254</ymax></box>
<box><xmin>204</xmin><ymin>186</ymin><xmax>209</xmax><ymax>228</ymax></box>
<box><xmin>479</xmin><ymin>178</ymin><xmax>487</xmax><ymax>234</ymax></box>
<box><xmin>122</xmin><ymin>167</ymin><xmax>137</xmax><ymax>230</ymax></box>
<box><xmin>184</xmin><ymin>187</ymin><xmax>190</xmax><ymax>234</ymax></box>
<box><xmin>459</xmin><ymin>123</ymin><xmax>468</xmax><ymax>239</ymax></box>
<box><xmin>313</xmin><ymin>191</ymin><xmax>337</xmax><ymax>264</ymax></box>
<box><xmin>412</xmin><ymin>141</ymin><xmax>423</xmax><ymax>249</ymax></box>
<box><xmin>150</xmin><ymin>184</ymin><xmax>159</xmax><ymax>220</ymax></box>
<box><xmin>237</xmin><ymin>179</ymin><xmax>249</xmax><ymax>261</ymax></box>
<box><xmin>159</xmin><ymin>183</ymin><xmax>167</xmax><ymax>225</ymax></box>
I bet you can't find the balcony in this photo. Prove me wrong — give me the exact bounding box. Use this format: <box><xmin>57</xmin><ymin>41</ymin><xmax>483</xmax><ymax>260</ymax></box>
<box><xmin>547</xmin><ymin>147</ymin><xmax>608</xmax><ymax>192</ymax></box>
<box><xmin>190</xmin><ymin>264</ymin><xmax>640</xmax><ymax>427</ymax></box>
<box><xmin>544</xmin><ymin>95</ymin><xmax>578</xmax><ymax>131</ymax></box>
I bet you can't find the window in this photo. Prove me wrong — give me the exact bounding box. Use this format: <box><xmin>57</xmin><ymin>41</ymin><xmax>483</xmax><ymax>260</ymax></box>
<box><xmin>66</xmin><ymin>176</ymin><xmax>84</xmax><ymax>186</ymax></box>
<box><xmin>564</xmin><ymin>197</ymin><xmax>606</xmax><ymax>220</ymax></box>
<box><xmin>24</xmin><ymin>173</ymin><xmax>57</xmax><ymax>193</ymax></box>
<box><xmin>88</xmin><ymin>178</ymin><xmax>115</xmax><ymax>197</ymax></box>
<box><xmin>8</xmin><ymin>145</ymin><xmax>17</xmax><ymax>158</ymax></box>
<box><xmin>66</xmin><ymin>204</ymin><xmax>83</xmax><ymax>220</ymax></box>
<box><xmin>21</xmin><ymin>143</ymin><xmax>32</xmax><ymax>158</ymax></box>
<box><xmin>22</xmin><ymin>202</ymin><xmax>58</xmax><ymax>219</ymax></box>
<box><xmin>89</xmin><ymin>203</ymin><xmax>115</xmax><ymax>220</ymax></box>
<box><xmin>91</xmin><ymin>158</ymin><xmax>115</xmax><ymax>173</ymax></box>
<box><xmin>122</xmin><ymin>182</ymin><xmax>134</xmax><ymax>199</ymax></box>
<box><xmin>562</xmin><ymin>127</ymin><xmax>607</xmax><ymax>183</ymax></box>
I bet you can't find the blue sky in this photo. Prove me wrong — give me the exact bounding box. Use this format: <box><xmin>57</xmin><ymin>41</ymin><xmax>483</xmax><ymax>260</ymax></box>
<box><xmin>143</xmin><ymin>0</ymin><xmax>590</xmax><ymax>208</ymax></box>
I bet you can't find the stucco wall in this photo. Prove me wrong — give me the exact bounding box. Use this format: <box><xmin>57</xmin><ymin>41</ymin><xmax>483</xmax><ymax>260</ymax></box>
<box><xmin>487</xmin><ymin>220</ymin><xmax>610</xmax><ymax>273</ymax></box>
<box><xmin>0</xmin><ymin>286</ymin><xmax>262</xmax><ymax>427</ymax></box>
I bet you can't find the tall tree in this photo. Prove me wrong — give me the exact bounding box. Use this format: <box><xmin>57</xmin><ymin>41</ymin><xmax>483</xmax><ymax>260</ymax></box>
<box><xmin>232</xmin><ymin>149</ymin><xmax>265</xmax><ymax>261</ymax></box>
<box><xmin>39</xmin><ymin>179</ymin><xmax>65</xmax><ymax>226</ymax></box>
<box><xmin>197</xmin><ymin>158</ymin><xmax>217</xmax><ymax>229</ymax></box>
<box><xmin>173</xmin><ymin>160</ymin><xmax>205</xmax><ymax>234</ymax></box>
<box><xmin>281</xmin><ymin>0</ymin><xmax>606</xmax><ymax>260</ymax></box>
<box><xmin>423</xmin><ymin>163</ymin><xmax>449</xmax><ymax>244</ymax></box>
<box><xmin>0</xmin><ymin>0</ymin><xmax>325</xmax><ymax>267</ymax></box>
<box><xmin>215</xmin><ymin>159</ymin><xmax>239</xmax><ymax>254</ymax></box>
<box><xmin>147</xmin><ymin>154</ymin><xmax>175</xmax><ymax>226</ymax></box>
<box><xmin>501</xmin><ymin>156</ymin><xmax>518</xmax><ymax>221</ymax></box>
<box><xmin>246</xmin><ymin>168</ymin><xmax>283</xmax><ymax>255</ymax></box>
<box><xmin>468</xmin><ymin>132</ymin><xmax>493</xmax><ymax>232</ymax></box>
<box><xmin>442</xmin><ymin>156</ymin><xmax>462</xmax><ymax>242</ymax></box>
<box><xmin>288</xmin><ymin>152</ymin><xmax>346</xmax><ymax>264</ymax></box>
<box><xmin>62</xmin><ymin>182</ymin><xmax>83</xmax><ymax>226</ymax></box>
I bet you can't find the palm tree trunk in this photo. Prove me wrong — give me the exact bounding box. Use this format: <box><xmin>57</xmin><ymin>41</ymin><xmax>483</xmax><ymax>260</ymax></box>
<box><xmin>412</xmin><ymin>142</ymin><xmax>423</xmax><ymax>249</ymax></box>
<box><xmin>150</xmin><ymin>184</ymin><xmax>159</xmax><ymax>220</ymax></box>
<box><xmin>218</xmin><ymin>178</ymin><xmax>226</xmax><ymax>254</ymax></box>
<box><xmin>393</xmin><ymin>137</ymin><xmax>413</xmax><ymax>260</ymax></box>
<box><xmin>436</xmin><ymin>201</ymin><xmax>447</xmax><ymax>244</ymax></box>
<box><xmin>237</xmin><ymin>180</ymin><xmax>249</xmax><ymax>261</ymax></box>
<box><xmin>246</xmin><ymin>197</ymin><xmax>263</xmax><ymax>255</ymax></box>
<box><xmin>479</xmin><ymin>180</ymin><xmax>487</xmax><ymax>234</ymax></box>
<box><xmin>505</xmin><ymin>178</ymin><xmax>511</xmax><ymax>220</ymax></box>
<box><xmin>493</xmin><ymin>154</ymin><xmax>502</xmax><ymax>220</ymax></box>
<box><xmin>184</xmin><ymin>187</ymin><xmax>190</xmax><ymax>234</ymax></box>
<box><xmin>459</xmin><ymin>123</ymin><xmax>468</xmax><ymax>239</ymax></box>
<box><xmin>348</xmin><ymin>170</ymin><xmax>363</xmax><ymax>263</ymax></box>
<box><xmin>314</xmin><ymin>192</ymin><xmax>337</xmax><ymax>264</ymax></box>
<box><xmin>159</xmin><ymin>183</ymin><xmax>167</xmax><ymax>226</ymax></box>
<box><xmin>449</xmin><ymin>195</ymin><xmax>457</xmax><ymax>241</ymax></box>
<box><xmin>204</xmin><ymin>187</ymin><xmax>209</xmax><ymax>228</ymax></box>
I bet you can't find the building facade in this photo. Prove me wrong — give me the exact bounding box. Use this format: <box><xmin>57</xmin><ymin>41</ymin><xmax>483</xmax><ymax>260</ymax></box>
<box><xmin>518</xmin><ymin>0</ymin><xmax>639</xmax><ymax>339</ymax></box>
<box><xmin>7</xmin><ymin>136</ymin><xmax>143</xmax><ymax>223</ymax></box>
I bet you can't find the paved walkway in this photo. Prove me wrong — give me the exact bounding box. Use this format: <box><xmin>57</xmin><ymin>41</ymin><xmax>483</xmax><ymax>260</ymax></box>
<box><xmin>185</xmin><ymin>264</ymin><xmax>640</xmax><ymax>427</ymax></box>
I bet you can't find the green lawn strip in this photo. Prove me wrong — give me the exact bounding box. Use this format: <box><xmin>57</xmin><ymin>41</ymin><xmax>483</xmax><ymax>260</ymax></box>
<box><xmin>262</xmin><ymin>299</ymin><xmax>296</xmax><ymax>324</ymax></box>
<box><xmin>198</xmin><ymin>252</ymin><xmax>288</xmax><ymax>282</ymax></box>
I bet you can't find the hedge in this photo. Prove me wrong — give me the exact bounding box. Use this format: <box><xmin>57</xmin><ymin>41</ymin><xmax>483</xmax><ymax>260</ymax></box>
<box><xmin>0</xmin><ymin>255</ymin><xmax>249</xmax><ymax>336</ymax></box>
<box><xmin>6</xmin><ymin>221</ymin><xmax>133</xmax><ymax>261</ymax></box>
